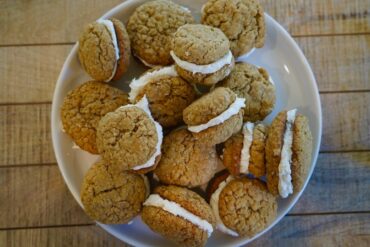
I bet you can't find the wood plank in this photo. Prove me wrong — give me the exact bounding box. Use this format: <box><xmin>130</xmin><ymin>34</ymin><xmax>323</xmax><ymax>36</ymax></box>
<box><xmin>0</xmin><ymin>104</ymin><xmax>56</xmax><ymax>166</ymax></box>
<box><xmin>321</xmin><ymin>92</ymin><xmax>370</xmax><ymax>152</ymax></box>
<box><xmin>0</xmin><ymin>0</ymin><xmax>123</xmax><ymax>45</ymax></box>
<box><xmin>292</xmin><ymin>152</ymin><xmax>370</xmax><ymax>214</ymax></box>
<box><xmin>0</xmin><ymin>214</ymin><xmax>369</xmax><ymax>246</ymax></box>
<box><xmin>297</xmin><ymin>35</ymin><xmax>370</xmax><ymax>92</ymax></box>
<box><xmin>0</xmin><ymin>152</ymin><xmax>369</xmax><ymax>229</ymax></box>
<box><xmin>0</xmin><ymin>225</ymin><xmax>125</xmax><ymax>247</ymax></box>
<box><xmin>0</xmin><ymin>0</ymin><xmax>368</xmax><ymax>46</ymax></box>
<box><xmin>0</xmin><ymin>165</ymin><xmax>92</xmax><ymax>229</ymax></box>
<box><xmin>0</xmin><ymin>35</ymin><xmax>368</xmax><ymax>104</ymax></box>
<box><xmin>261</xmin><ymin>0</ymin><xmax>370</xmax><ymax>36</ymax></box>
<box><xmin>1</xmin><ymin>92</ymin><xmax>369</xmax><ymax>167</ymax></box>
<box><xmin>249</xmin><ymin>214</ymin><xmax>370</xmax><ymax>246</ymax></box>
<box><xmin>0</xmin><ymin>45</ymin><xmax>71</xmax><ymax>104</ymax></box>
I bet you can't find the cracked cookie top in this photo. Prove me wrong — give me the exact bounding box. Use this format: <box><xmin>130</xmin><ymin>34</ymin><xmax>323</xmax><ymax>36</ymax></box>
<box><xmin>172</xmin><ymin>24</ymin><xmax>230</xmax><ymax>65</ymax></box>
<box><xmin>78</xmin><ymin>18</ymin><xmax>131</xmax><ymax>82</ymax></box>
<box><xmin>217</xmin><ymin>62</ymin><xmax>275</xmax><ymax>122</ymax></box>
<box><xmin>81</xmin><ymin>160</ymin><xmax>148</xmax><ymax>224</ymax></box>
<box><xmin>201</xmin><ymin>0</ymin><xmax>265</xmax><ymax>57</ymax></box>
<box><xmin>132</xmin><ymin>67</ymin><xmax>197</xmax><ymax>128</ymax></box>
<box><xmin>96</xmin><ymin>104</ymin><xmax>158</xmax><ymax>170</ymax></box>
<box><xmin>127</xmin><ymin>0</ymin><xmax>195</xmax><ymax>66</ymax></box>
<box><xmin>154</xmin><ymin>128</ymin><xmax>218</xmax><ymax>188</ymax></box>
<box><xmin>61</xmin><ymin>81</ymin><xmax>129</xmax><ymax>154</ymax></box>
<box><xmin>218</xmin><ymin>177</ymin><xmax>277</xmax><ymax>237</ymax></box>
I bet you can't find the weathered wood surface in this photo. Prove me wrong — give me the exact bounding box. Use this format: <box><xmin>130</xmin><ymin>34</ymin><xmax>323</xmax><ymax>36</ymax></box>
<box><xmin>0</xmin><ymin>35</ymin><xmax>368</xmax><ymax>105</ymax></box>
<box><xmin>1</xmin><ymin>0</ymin><xmax>369</xmax><ymax>246</ymax></box>
<box><xmin>0</xmin><ymin>0</ymin><xmax>368</xmax><ymax>45</ymax></box>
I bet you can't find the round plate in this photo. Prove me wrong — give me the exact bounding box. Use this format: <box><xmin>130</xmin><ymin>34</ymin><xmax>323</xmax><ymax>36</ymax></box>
<box><xmin>51</xmin><ymin>0</ymin><xmax>322</xmax><ymax>246</ymax></box>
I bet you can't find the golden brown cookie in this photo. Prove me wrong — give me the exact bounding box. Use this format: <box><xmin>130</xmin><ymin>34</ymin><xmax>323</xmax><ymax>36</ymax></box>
<box><xmin>208</xmin><ymin>175</ymin><xmax>277</xmax><ymax>237</ymax></box>
<box><xmin>223</xmin><ymin>122</ymin><xmax>267</xmax><ymax>177</ymax></box>
<box><xmin>142</xmin><ymin>185</ymin><xmax>216</xmax><ymax>247</ymax></box>
<box><xmin>183</xmin><ymin>87</ymin><xmax>244</xmax><ymax>146</ymax></box>
<box><xmin>201</xmin><ymin>0</ymin><xmax>265</xmax><ymax>57</ymax></box>
<box><xmin>171</xmin><ymin>24</ymin><xmax>235</xmax><ymax>85</ymax></box>
<box><xmin>127</xmin><ymin>0</ymin><xmax>195</xmax><ymax>66</ymax></box>
<box><xmin>96</xmin><ymin>97</ymin><xmax>162</xmax><ymax>173</ymax></box>
<box><xmin>80</xmin><ymin>160</ymin><xmax>149</xmax><ymax>224</ymax></box>
<box><xmin>61</xmin><ymin>81</ymin><xmax>129</xmax><ymax>154</ymax></box>
<box><xmin>78</xmin><ymin>18</ymin><xmax>131</xmax><ymax>82</ymax></box>
<box><xmin>265</xmin><ymin>109</ymin><xmax>313</xmax><ymax>198</ymax></box>
<box><xmin>217</xmin><ymin>62</ymin><xmax>275</xmax><ymax>122</ymax></box>
<box><xmin>154</xmin><ymin>128</ymin><xmax>218</xmax><ymax>188</ymax></box>
<box><xmin>129</xmin><ymin>66</ymin><xmax>197</xmax><ymax>128</ymax></box>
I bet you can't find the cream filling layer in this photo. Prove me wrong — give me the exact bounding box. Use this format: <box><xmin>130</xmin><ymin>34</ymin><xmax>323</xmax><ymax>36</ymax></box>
<box><xmin>134</xmin><ymin>53</ymin><xmax>156</xmax><ymax>68</ymax></box>
<box><xmin>129</xmin><ymin>66</ymin><xmax>178</xmax><ymax>102</ymax></box>
<box><xmin>97</xmin><ymin>19</ymin><xmax>120</xmax><ymax>82</ymax></box>
<box><xmin>188</xmin><ymin>97</ymin><xmax>245</xmax><ymax>133</ymax></box>
<box><xmin>210</xmin><ymin>176</ymin><xmax>239</xmax><ymax>237</ymax></box>
<box><xmin>144</xmin><ymin>194</ymin><xmax>213</xmax><ymax>237</ymax></box>
<box><xmin>278</xmin><ymin>109</ymin><xmax>297</xmax><ymax>198</ymax></box>
<box><xmin>119</xmin><ymin>96</ymin><xmax>163</xmax><ymax>171</ymax></box>
<box><xmin>240</xmin><ymin>122</ymin><xmax>254</xmax><ymax>174</ymax></box>
<box><xmin>140</xmin><ymin>175</ymin><xmax>150</xmax><ymax>198</ymax></box>
<box><xmin>170</xmin><ymin>50</ymin><xmax>233</xmax><ymax>74</ymax></box>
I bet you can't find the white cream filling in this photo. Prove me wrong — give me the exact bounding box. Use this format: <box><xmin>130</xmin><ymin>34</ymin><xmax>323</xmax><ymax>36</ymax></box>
<box><xmin>134</xmin><ymin>53</ymin><xmax>156</xmax><ymax>68</ymax></box>
<box><xmin>240</xmin><ymin>122</ymin><xmax>254</xmax><ymax>174</ymax></box>
<box><xmin>188</xmin><ymin>97</ymin><xmax>245</xmax><ymax>133</ymax></box>
<box><xmin>170</xmin><ymin>50</ymin><xmax>233</xmax><ymax>74</ymax></box>
<box><xmin>129</xmin><ymin>66</ymin><xmax>178</xmax><ymax>102</ymax></box>
<box><xmin>278</xmin><ymin>109</ymin><xmax>297</xmax><ymax>198</ymax></box>
<box><xmin>97</xmin><ymin>19</ymin><xmax>120</xmax><ymax>82</ymax></box>
<box><xmin>210</xmin><ymin>176</ymin><xmax>239</xmax><ymax>237</ymax></box>
<box><xmin>144</xmin><ymin>194</ymin><xmax>213</xmax><ymax>237</ymax></box>
<box><xmin>119</xmin><ymin>96</ymin><xmax>163</xmax><ymax>171</ymax></box>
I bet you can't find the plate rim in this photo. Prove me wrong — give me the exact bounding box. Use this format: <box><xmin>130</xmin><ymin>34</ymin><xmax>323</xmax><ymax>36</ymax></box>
<box><xmin>51</xmin><ymin>1</ymin><xmax>322</xmax><ymax>246</ymax></box>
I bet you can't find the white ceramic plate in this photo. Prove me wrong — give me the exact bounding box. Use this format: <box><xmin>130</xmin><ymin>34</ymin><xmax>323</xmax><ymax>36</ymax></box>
<box><xmin>51</xmin><ymin>0</ymin><xmax>322</xmax><ymax>246</ymax></box>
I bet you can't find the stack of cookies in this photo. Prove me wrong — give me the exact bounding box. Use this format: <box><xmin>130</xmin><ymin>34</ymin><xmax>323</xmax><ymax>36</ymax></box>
<box><xmin>60</xmin><ymin>0</ymin><xmax>313</xmax><ymax>246</ymax></box>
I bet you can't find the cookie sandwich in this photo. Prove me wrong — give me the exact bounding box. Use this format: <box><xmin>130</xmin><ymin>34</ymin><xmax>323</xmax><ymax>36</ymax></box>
<box><xmin>81</xmin><ymin>160</ymin><xmax>149</xmax><ymax>224</ymax></box>
<box><xmin>61</xmin><ymin>81</ymin><xmax>129</xmax><ymax>154</ymax></box>
<box><xmin>266</xmin><ymin>109</ymin><xmax>313</xmax><ymax>198</ymax></box>
<box><xmin>183</xmin><ymin>87</ymin><xmax>245</xmax><ymax>145</ymax></box>
<box><xmin>78</xmin><ymin>18</ymin><xmax>131</xmax><ymax>82</ymax></box>
<box><xmin>96</xmin><ymin>96</ymin><xmax>163</xmax><ymax>174</ymax></box>
<box><xmin>201</xmin><ymin>0</ymin><xmax>265</xmax><ymax>57</ymax></box>
<box><xmin>223</xmin><ymin>122</ymin><xmax>267</xmax><ymax>177</ymax></box>
<box><xmin>154</xmin><ymin>128</ymin><xmax>218</xmax><ymax>188</ymax></box>
<box><xmin>142</xmin><ymin>185</ymin><xmax>216</xmax><ymax>247</ymax></box>
<box><xmin>127</xmin><ymin>0</ymin><xmax>195</xmax><ymax>67</ymax></box>
<box><xmin>171</xmin><ymin>24</ymin><xmax>235</xmax><ymax>86</ymax></box>
<box><xmin>129</xmin><ymin>66</ymin><xmax>197</xmax><ymax>128</ymax></box>
<box><xmin>207</xmin><ymin>173</ymin><xmax>277</xmax><ymax>237</ymax></box>
<box><xmin>217</xmin><ymin>62</ymin><xmax>275</xmax><ymax>122</ymax></box>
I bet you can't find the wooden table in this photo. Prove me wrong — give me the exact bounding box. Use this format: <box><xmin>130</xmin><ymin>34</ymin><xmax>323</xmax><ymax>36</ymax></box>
<box><xmin>0</xmin><ymin>0</ymin><xmax>369</xmax><ymax>246</ymax></box>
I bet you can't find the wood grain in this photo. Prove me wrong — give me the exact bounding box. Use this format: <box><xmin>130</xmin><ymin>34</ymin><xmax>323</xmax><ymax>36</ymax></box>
<box><xmin>1</xmin><ymin>92</ymin><xmax>368</xmax><ymax>167</ymax></box>
<box><xmin>249</xmin><ymin>213</ymin><xmax>370</xmax><ymax>246</ymax></box>
<box><xmin>0</xmin><ymin>104</ymin><xmax>55</xmax><ymax>166</ymax></box>
<box><xmin>0</xmin><ymin>165</ymin><xmax>91</xmax><ymax>229</ymax></box>
<box><xmin>0</xmin><ymin>35</ymin><xmax>368</xmax><ymax>104</ymax></box>
<box><xmin>321</xmin><ymin>92</ymin><xmax>370</xmax><ymax>152</ymax></box>
<box><xmin>261</xmin><ymin>0</ymin><xmax>370</xmax><ymax>36</ymax></box>
<box><xmin>0</xmin><ymin>0</ymin><xmax>368</xmax><ymax>45</ymax></box>
<box><xmin>0</xmin><ymin>152</ymin><xmax>368</xmax><ymax>229</ymax></box>
<box><xmin>0</xmin><ymin>45</ymin><xmax>71</xmax><ymax>104</ymax></box>
<box><xmin>297</xmin><ymin>35</ymin><xmax>370</xmax><ymax>92</ymax></box>
<box><xmin>0</xmin><ymin>225</ymin><xmax>125</xmax><ymax>247</ymax></box>
<box><xmin>0</xmin><ymin>0</ymin><xmax>123</xmax><ymax>45</ymax></box>
<box><xmin>292</xmin><ymin>152</ymin><xmax>370</xmax><ymax>214</ymax></box>
<box><xmin>0</xmin><ymin>214</ymin><xmax>369</xmax><ymax>247</ymax></box>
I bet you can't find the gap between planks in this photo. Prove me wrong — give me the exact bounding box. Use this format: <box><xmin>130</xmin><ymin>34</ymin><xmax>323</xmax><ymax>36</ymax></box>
<box><xmin>0</xmin><ymin>32</ymin><xmax>369</xmax><ymax>48</ymax></box>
